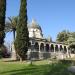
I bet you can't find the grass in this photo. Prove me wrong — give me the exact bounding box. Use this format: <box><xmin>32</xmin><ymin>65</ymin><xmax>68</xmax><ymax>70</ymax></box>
<box><xmin>0</xmin><ymin>59</ymin><xmax>75</xmax><ymax>75</ymax></box>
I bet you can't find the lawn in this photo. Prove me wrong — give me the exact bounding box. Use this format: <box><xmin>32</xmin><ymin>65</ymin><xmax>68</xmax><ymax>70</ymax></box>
<box><xmin>0</xmin><ymin>59</ymin><xmax>75</xmax><ymax>75</ymax></box>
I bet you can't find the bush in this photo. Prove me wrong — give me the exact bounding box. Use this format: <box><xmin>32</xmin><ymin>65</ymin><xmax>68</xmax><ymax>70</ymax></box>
<box><xmin>0</xmin><ymin>45</ymin><xmax>10</xmax><ymax>58</ymax></box>
<box><xmin>0</xmin><ymin>49</ymin><xmax>2</xmax><ymax>58</ymax></box>
<box><xmin>59</xmin><ymin>60</ymin><xmax>72</xmax><ymax>65</ymax></box>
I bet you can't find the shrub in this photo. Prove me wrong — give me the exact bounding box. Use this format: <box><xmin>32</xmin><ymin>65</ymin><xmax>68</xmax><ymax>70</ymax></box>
<box><xmin>0</xmin><ymin>45</ymin><xmax>10</xmax><ymax>58</ymax></box>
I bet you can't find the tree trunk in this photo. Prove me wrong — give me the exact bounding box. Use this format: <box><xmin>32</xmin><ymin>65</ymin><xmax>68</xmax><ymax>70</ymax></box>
<box><xmin>17</xmin><ymin>53</ymin><xmax>23</xmax><ymax>61</ymax></box>
<box><xmin>13</xmin><ymin>29</ymin><xmax>16</xmax><ymax>40</ymax></box>
<box><xmin>20</xmin><ymin>57</ymin><xmax>23</xmax><ymax>62</ymax></box>
<box><xmin>0</xmin><ymin>0</ymin><xmax>6</xmax><ymax>46</ymax></box>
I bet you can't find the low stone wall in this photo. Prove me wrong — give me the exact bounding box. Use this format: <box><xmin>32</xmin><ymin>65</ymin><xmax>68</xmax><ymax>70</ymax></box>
<box><xmin>70</xmin><ymin>54</ymin><xmax>75</xmax><ymax>58</ymax></box>
<box><xmin>27</xmin><ymin>51</ymin><xmax>39</xmax><ymax>60</ymax></box>
<box><xmin>27</xmin><ymin>51</ymin><xmax>51</xmax><ymax>60</ymax></box>
<box><xmin>27</xmin><ymin>50</ymin><xmax>75</xmax><ymax>60</ymax></box>
<box><xmin>43</xmin><ymin>52</ymin><xmax>51</xmax><ymax>59</ymax></box>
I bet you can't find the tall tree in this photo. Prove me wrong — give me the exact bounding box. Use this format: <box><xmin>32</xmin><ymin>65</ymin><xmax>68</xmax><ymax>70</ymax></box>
<box><xmin>5</xmin><ymin>16</ymin><xmax>19</xmax><ymax>40</ymax></box>
<box><xmin>0</xmin><ymin>0</ymin><xmax>6</xmax><ymax>47</ymax></box>
<box><xmin>56</xmin><ymin>30</ymin><xmax>70</xmax><ymax>43</ymax></box>
<box><xmin>71</xmin><ymin>32</ymin><xmax>75</xmax><ymax>39</ymax></box>
<box><xmin>14</xmin><ymin>0</ymin><xmax>29</xmax><ymax>61</ymax></box>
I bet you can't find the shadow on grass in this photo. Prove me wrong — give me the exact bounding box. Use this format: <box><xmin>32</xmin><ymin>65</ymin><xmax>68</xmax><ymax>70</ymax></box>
<box><xmin>0</xmin><ymin>62</ymin><xmax>75</xmax><ymax>75</ymax></box>
<box><xmin>0</xmin><ymin>64</ymin><xmax>49</xmax><ymax>75</ymax></box>
<box><xmin>2</xmin><ymin>59</ymin><xmax>21</xmax><ymax>62</ymax></box>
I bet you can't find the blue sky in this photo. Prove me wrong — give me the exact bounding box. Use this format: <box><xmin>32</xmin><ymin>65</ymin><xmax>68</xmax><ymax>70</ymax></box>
<box><xmin>5</xmin><ymin>0</ymin><xmax>75</xmax><ymax>43</ymax></box>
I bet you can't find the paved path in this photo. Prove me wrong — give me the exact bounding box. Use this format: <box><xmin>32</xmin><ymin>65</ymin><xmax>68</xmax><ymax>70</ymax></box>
<box><xmin>68</xmin><ymin>66</ymin><xmax>75</xmax><ymax>73</ymax></box>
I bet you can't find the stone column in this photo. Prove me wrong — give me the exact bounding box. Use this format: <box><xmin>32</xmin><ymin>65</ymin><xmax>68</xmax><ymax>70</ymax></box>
<box><xmin>54</xmin><ymin>45</ymin><xmax>56</xmax><ymax>53</ymax></box>
<box><xmin>11</xmin><ymin>43</ymin><xmax>17</xmax><ymax>60</ymax></box>
<box><xmin>49</xmin><ymin>44</ymin><xmax>51</xmax><ymax>52</ymax></box>
<box><xmin>67</xmin><ymin>47</ymin><xmax>69</xmax><ymax>54</ymax></box>
<box><xmin>44</xmin><ymin>44</ymin><xmax>46</xmax><ymax>52</ymax></box>
<box><xmin>58</xmin><ymin>45</ymin><xmax>60</xmax><ymax>52</ymax></box>
<box><xmin>66</xmin><ymin>46</ymin><xmax>69</xmax><ymax>58</ymax></box>
<box><xmin>39</xmin><ymin>43</ymin><xmax>41</xmax><ymax>59</ymax></box>
<box><xmin>39</xmin><ymin>43</ymin><xmax>41</xmax><ymax>52</ymax></box>
<box><xmin>39</xmin><ymin>43</ymin><xmax>44</xmax><ymax>59</ymax></box>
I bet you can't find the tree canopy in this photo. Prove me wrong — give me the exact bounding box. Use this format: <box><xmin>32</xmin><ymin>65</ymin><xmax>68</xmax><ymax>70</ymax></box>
<box><xmin>56</xmin><ymin>30</ymin><xmax>70</xmax><ymax>43</ymax></box>
<box><xmin>0</xmin><ymin>0</ymin><xmax>6</xmax><ymax>47</ymax></box>
<box><xmin>14</xmin><ymin>0</ymin><xmax>29</xmax><ymax>61</ymax></box>
<box><xmin>56</xmin><ymin>30</ymin><xmax>75</xmax><ymax>45</ymax></box>
<box><xmin>5</xmin><ymin>16</ymin><xmax>19</xmax><ymax>40</ymax></box>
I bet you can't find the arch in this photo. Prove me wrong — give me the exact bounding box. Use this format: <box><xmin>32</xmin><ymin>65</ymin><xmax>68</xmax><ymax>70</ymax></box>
<box><xmin>60</xmin><ymin>45</ymin><xmax>63</xmax><ymax>51</ymax></box>
<box><xmin>46</xmin><ymin>44</ymin><xmax>49</xmax><ymax>52</ymax></box>
<box><xmin>40</xmin><ymin>43</ymin><xmax>44</xmax><ymax>51</ymax></box>
<box><xmin>50</xmin><ymin>44</ymin><xmax>54</xmax><ymax>52</ymax></box>
<box><xmin>34</xmin><ymin>42</ymin><xmax>39</xmax><ymax>51</ymax></box>
<box><xmin>55</xmin><ymin>45</ymin><xmax>59</xmax><ymax>51</ymax></box>
<box><xmin>64</xmin><ymin>46</ymin><xmax>67</xmax><ymax>53</ymax></box>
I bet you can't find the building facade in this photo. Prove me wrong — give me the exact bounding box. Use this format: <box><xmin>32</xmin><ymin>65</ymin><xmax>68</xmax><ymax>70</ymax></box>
<box><xmin>11</xmin><ymin>19</ymin><xmax>74</xmax><ymax>60</ymax></box>
<box><xmin>27</xmin><ymin>19</ymin><xmax>69</xmax><ymax>60</ymax></box>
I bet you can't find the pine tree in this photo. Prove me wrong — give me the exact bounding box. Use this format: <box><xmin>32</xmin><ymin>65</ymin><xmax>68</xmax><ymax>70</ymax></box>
<box><xmin>0</xmin><ymin>0</ymin><xmax>6</xmax><ymax>47</ymax></box>
<box><xmin>14</xmin><ymin>0</ymin><xmax>29</xmax><ymax>61</ymax></box>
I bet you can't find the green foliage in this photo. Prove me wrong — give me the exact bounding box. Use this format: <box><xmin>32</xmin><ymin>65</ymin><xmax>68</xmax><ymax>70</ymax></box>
<box><xmin>0</xmin><ymin>49</ymin><xmax>2</xmax><ymax>58</ymax></box>
<box><xmin>59</xmin><ymin>60</ymin><xmax>73</xmax><ymax>65</ymax></box>
<box><xmin>5</xmin><ymin>16</ymin><xmax>19</xmax><ymax>32</ymax></box>
<box><xmin>56</xmin><ymin>30</ymin><xmax>70</xmax><ymax>43</ymax></box>
<box><xmin>0</xmin><ymin>0</ymin><xmax>6</xmax><ymax>46</ymax></box>
<box><xmin>67</xmin><ymin>35</ymin><xmax>75</xmax><ymax>45</ymax></box>
<box><xmin>71</xmin><ymin>32</ymin><xmax>75</xmax><ymax>38</ymax></box>
<box><xmin>0</xmin><ymin>31</ymin><xmax>5</xmax><ymax>46</ymax></box>
<box><xmin>67</xmin><ymin>32</ymin><xmax>75</xmax><ymax>45</ymax></box>
<box><xmin>14</xmin><ymin>0</ymin><xmax>29</xmax><ymax>60</ymax></box>
<box><xmin>5</xmin><ymin>16</ymin><xmax>19</xmax><ymax>40</ymax></box>
<box><xmin>56</xmin><ymin>30</ymin><xmax>75</xmax><ymax>45</ymax></box>
<box><xmin>0</xmin><ymin>45</ymin><xmax>9</xmax><ymax>58</ymax></box>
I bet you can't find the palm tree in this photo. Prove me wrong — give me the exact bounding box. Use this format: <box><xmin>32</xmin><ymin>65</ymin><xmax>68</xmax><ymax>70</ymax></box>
<box><xmin>5</xmin><ymin>16</ymin><xmax>19</xmax><ymax>40</ymax></box>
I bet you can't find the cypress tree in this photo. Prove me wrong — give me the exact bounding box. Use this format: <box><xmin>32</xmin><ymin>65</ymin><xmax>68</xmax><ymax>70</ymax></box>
<box><xmin>14</xmin><ymin>0</ymin><xmax>29</xmax><ymax>61</ymax></box>
<box><xmin>0</xmin><ymin>0</ymin><xmax>6</xmax><ymax>47</ymax></box>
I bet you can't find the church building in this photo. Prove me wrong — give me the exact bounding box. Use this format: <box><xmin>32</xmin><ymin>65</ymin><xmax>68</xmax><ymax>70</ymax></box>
<box><xmin>11</xmin><ymin>19</ymin><xmax>75</xmax><ymax>60</ymax></box>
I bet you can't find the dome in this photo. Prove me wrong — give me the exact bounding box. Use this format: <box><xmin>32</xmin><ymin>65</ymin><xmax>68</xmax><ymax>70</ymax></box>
<box><xmin>28</xmin><ymin>19</ymin><xmax>43</xmax><ymax>38</ymax></box>
<box><xmin>30</xmin><ymin>19</ymin><xmax>42</xmax><ymax>31</ymax></box>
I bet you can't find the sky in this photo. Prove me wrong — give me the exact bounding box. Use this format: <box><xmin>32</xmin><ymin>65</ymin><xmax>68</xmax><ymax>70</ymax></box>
<box><xmin>5</xmin><ymin>0</ymin><xmax>75</xmax><ymax>44</ymax></box>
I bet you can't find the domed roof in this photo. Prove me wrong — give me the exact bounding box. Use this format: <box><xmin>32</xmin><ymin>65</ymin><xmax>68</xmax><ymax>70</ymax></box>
<box><xmin>29</xmin><ymin>19</ymin><xmax>42</xmax><ymax>31</ymax></box>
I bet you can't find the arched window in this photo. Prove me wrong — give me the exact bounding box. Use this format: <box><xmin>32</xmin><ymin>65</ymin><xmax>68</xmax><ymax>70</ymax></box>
<box><xmin>46</xmin><ymin>44</ymin><xmax>49</xmax><ymax>52</ymax></box>
<box><xmin>34</xmin><ymin>42</ymin><xmax>39</xmax><ymax>51</ymax></box>
<box><xmin>50</xmin><ymin>44</ymin><xmax>54</xmax><ymax>52</ymax></box>
<box><xmin>55</xmin><ymin>45</ymin><xmax>58</xmax><ymax>51</ymax></box>
<box><xmin>64</xmin><ymin>46</ymin><xmax>67</xmax><ymax>53</ymax></box>
<box><xmin>60</xmin><ymin>45</ymin><xmax>63</xmax><ymax>51</ymax></box>
<box><xmin>40</xmin><ymin>43</ymin><xmax>44</xmax><ymax>51</ymax></box>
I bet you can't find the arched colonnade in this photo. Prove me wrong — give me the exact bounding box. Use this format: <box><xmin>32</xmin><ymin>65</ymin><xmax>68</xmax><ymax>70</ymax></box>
<box><xmin>29</xmin><ymin>41</ymin><xmax>68</xmax><ymax>53</ymax></box>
